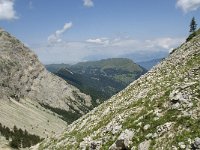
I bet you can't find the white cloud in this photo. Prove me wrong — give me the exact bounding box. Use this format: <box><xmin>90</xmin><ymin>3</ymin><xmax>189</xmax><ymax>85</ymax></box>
<box><xmin>110</xmin><ymin>38</ymin><xmax>139</xmax><ymax>47</ymax></box>
<box><xmin>48</xmin><ymin>22</ymin><xmax>72</xmax><ymax>44</ymax></box>
<box><xmin>29</xmin><ymin>1</ymin><xmax>33</xmax><ymax>9</ymax></box>
<box><xmin>86</xmin><ymin>38</ymin><xmax>109</xmax><ymax>45</ymax></box>
<box><xmin>83</xmin><ymin>0</ymin><xmax>94</xmax><ymax>7</ymax></box>
<box><xmin>176</xmin><ymin>0</ymin><xmax>200</xmax><ymax>12</ymax></box>
<box><xmin>0</xmin><ymin>0</ymin><xmax>18</xmax><ymax>20</ymax></box>
<box><xmin>145</xmin><ymin>37</ymin><xmax>185</xmax><ymax>49</ymax></box>
<box><xmin>33</xmin><ymin>36</ymin><xmax>185</xmax><ymax>64</ymax></box>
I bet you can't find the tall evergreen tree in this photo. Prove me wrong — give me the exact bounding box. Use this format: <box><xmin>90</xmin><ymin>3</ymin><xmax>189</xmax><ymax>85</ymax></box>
<box><xmin>190</xmin><ymin>17</ymin><xmax>197</xmax><ymax>33</ymax></box>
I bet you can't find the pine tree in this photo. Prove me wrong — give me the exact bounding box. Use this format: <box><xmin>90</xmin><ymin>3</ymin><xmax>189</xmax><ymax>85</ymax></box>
<box><xmin>190</xmin><ymin>17</ymin><xmax>197</xmax><ymax>33</ymax></box>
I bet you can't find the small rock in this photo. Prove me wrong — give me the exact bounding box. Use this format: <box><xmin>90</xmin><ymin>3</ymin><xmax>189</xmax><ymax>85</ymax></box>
<box><xmin>152</xmin><ymin>133</ymin><xmax>158</xmax><ymax>138</ymax></box>
<box><xmin>143</xmin><ymin>124</ymin><xmax>150</xmax><ymax>130</ymax></box>
<box><xmin>115</xmin><ymin>139</ymin><xmax>127</xmax><ymax>149</ymax></box>
<box><xmin>178</xmin><ymin>142</ymin><xmax>186</xmax><ymax>149</ymax></box>
<box><xmin>171</xmin><ymin>103</ymin><xmax>180</xmax><ymax>109</ymax></box>
<box><xmin>79</xmin><ymin>137</ymin><xmax>92</xmax><ymax>149</ymax></box>
<box><xmin>154</xmin><ymin>108</ymin><xmax>162</xmax><ymax>117</ymax></box>
<box><xmin>138</xmin><ymin>140</ymin><xmax>151</xmax><ymax>150</ymax></box>
<box><xmin>112</xmin><ymin>125</ymin><xmax>122</xmax><ymax>135</ymax></box>
<box><xmin>193</xmin><ymin>137</ymin><xmax>200</xmax><ymax>149</ymax></box>
<box><xmin>187</xmin><ymin>102</ymin><xmax>193</xmax><ymax>108</ymax></box>
<box><xmin>172</xmin><ymin>145</ymin><xmax>178</xmax><ymax>150</ymax></box>
<box><xmin>90</xmin><ymin>141</ymin><xmax>102</xmax><ymax>150</ymax></box>
<box><xmin>145</xmin><ymin>133</ymin><xmax>153</xmax><ymax>139</ymax></box>
<box><xmin>137</xmin><ymin>122</ymin><xmax>142</xmax><ymax>126</ymax></box>
<box><xmin>156</xmin><ymin>122</ymin><xmax>172</xmax><ymax>136</ymax></box>
<box><xmin>153</xmin><ymin>117</ymin><xmax>159</xmax><ymax>121</ymax></box>
<box><xmin>169</xmin><ymin>90</ymin><xmax>186</xmax><ymax>105</ymax></box>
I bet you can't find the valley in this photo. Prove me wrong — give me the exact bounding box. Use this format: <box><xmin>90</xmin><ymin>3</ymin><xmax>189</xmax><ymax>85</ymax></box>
<box><xmin>46</xmin><ymin>58</ymin><xmax>147</xmax><ymax>105</ymax></box>
<box><xmin>0</xmin><ymin>29</ymin><xmax>92</xmax><ymax>148</ymax></box>
<box><xmin>0</xmin><ymin>1</ymin><xmax>199</xmax><ymax>149</ymax></box>
<box><xmin>0</xmin><ymin>28</ymin><xmax>199</xmax><ymax>150</ymax></box>
<box><xmin>37</xmin><ymin>29</ymin><xmax>200</xmax><ymax>149</ymax></box>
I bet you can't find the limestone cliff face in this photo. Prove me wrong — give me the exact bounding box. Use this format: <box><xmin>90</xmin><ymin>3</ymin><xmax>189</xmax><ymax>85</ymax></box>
<box><xmin>37</xmin><ymin>31</ymin><xmax>200</xmax><ymax>149</ymax></box>
<box><xmin>0</xmin><ymin>29</ymin><xmax>92</xmax><ymax>137</ymax></box>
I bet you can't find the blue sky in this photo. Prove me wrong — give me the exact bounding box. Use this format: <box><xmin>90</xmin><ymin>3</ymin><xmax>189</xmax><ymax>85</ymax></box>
<box><xmin>0</xmin><ymin>0</ymin><xmax>200</xmax><ymax>64</ymax></box>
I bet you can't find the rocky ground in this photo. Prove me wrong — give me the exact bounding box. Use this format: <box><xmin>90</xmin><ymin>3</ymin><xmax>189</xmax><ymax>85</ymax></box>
<box><xmin>0</xmin><ymin>98</ymin><xmax>67</xmax><ymax>138</ymax></box>
<box><xmin>36</xmin><ymin>31</ymin><xmax>200</xmax><ymax>149</ymax></box>
<box><xmin>0</xmin><ymin>136</ymin><xmax>12</xmax><ymax>150</ymax></box>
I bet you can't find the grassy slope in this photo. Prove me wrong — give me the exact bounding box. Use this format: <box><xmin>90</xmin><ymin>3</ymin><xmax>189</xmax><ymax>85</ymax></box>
<box><xmin>0</xmin><ymin>98</ymin><xmax>67</xmax><ymax>138</ymax></box>
<box><xmin>38</xmin><ymin>30</ymin><xmax>200</xmax><ymax>149</ymax></box>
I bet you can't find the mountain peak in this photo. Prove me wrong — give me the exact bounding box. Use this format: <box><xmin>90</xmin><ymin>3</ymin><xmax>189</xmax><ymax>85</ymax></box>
<box><xmin>0</xmin><ymin>29</ymin><xmax>92</xmax><ymax>140</ymax></box>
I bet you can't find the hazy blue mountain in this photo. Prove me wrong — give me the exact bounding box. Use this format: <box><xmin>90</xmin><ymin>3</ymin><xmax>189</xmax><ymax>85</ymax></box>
<box><xmin>82</xmin><ymin>50</ymin><xmax>168</xmax><ymax>63</ymax></box>
<box><xmin>121</xmin><ymin>50</ymin><xmax>168</xmax><ymax>62</ymax></box>
<box><xmin>137</xmin><ymin>58</ymin><xmax>164</xmax><ymax>70</ymax></box>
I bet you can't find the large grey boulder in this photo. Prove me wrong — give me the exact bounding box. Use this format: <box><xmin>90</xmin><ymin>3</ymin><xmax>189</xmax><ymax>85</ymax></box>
<box><xmin>109</xmin><ymin>129</ymin><xmax>134</xmax><ymax>150</ymax></box>
<box><xmin>79</xmin><ymin>137</ymin><xmax>102</xmax><ymax>150</ymax></box>
<box><xmin>193</xmin><ymin>137</ymin><xmax>200</xmax><ymax>149</ymax></box>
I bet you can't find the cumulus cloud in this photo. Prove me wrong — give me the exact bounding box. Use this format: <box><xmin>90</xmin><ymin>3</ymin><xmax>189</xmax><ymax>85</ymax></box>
<box><xmin>83</xmin><ymin>0</ymin><xmax>94</xmax><ymax>7</ymax></box>
<box><xmin>176</xmin><ymin>0</ymin><xmax>200</xmax><ymax>12</ymax></box>
<box><xmin>0</xmin><ymin>0</ymin><xmax>18</xmax><ymax>20</ymax></box>
<box><xmin>48</xmin><ymin>22</ymin><xmax>72</xmax><ymax>44</ymax></box>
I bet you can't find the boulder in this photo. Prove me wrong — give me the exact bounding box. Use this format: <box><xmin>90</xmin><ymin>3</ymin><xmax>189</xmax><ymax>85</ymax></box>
<box><xmin>109</xmin><ymin>129</ymin><xmax>134</xmax><ymax>150</ymax></box>
<box><xmin>192</xmin><ymin>137</ymin><xmax>200</xmax><ymax>149</ymax></box>
<box><xmin>90</xmin><ymin>141</ymin><xmax>102</xmax><ymax>150</ymax></box>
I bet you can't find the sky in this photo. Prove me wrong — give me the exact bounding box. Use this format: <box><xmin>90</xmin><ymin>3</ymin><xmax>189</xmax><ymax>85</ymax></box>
<box><xmin>0</xmin><ymin>0</ymin><xmax>200</xmax><ymax>64</ymax></box>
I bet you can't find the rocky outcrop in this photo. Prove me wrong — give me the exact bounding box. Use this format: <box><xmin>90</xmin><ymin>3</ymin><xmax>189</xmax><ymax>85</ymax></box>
<box><xmin>0</xmin><ymin>29</ymin><xmax>92</xmax><ymax>137</ymax></box>
<box><xmin>37</xmin><ymin>30</ymin><xmax>200</xmax><ymax>149</ymax></box>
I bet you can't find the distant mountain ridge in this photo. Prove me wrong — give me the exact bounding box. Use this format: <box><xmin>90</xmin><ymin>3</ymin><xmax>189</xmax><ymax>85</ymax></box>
<box><xmin>120</xmin><ymin>50</ymin><xmax>168</xmax><ymax>63</ymax></box>
<box><xmin>137</xmin><ymin>58</ymin><xmax>163</xmax><ymax>70</ymax></box>
<box><xmin>45</xmin><ymin>63</ymin><xmax>71</xmax><ymax>73</ymax></box>
<box><xmin>46</xmin><ymin>58</ymin><xmax>147</xmax><ymax>104</ymax></box>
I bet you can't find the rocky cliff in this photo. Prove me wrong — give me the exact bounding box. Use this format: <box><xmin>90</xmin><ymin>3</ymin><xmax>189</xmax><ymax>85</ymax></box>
<box><xmin>37</xmin><ymin>30</ymin><xmax>200</xmax><ymax>149</ymax></box>
<box><xmin>0</xmin><ymin>28</ymin><xmax>92</xmax><ymax>138</ymax></box>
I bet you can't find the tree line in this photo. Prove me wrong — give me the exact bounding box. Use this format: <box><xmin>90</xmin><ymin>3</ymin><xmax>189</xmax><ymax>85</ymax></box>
<box><xmin>0</xmin><ymin>123</ymin><xmax>43</xmax><ymax>148</ymax></box>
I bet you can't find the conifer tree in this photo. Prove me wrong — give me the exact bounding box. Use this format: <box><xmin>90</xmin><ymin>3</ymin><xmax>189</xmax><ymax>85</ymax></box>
<box><xmin>190</xmin><ymin>17</ymin><xmax>197</xmax><ymax>33</ymax></box>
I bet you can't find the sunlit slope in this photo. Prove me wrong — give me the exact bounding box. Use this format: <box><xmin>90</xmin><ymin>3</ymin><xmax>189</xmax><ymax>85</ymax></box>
<box><xmin>38</xmin><ymin>30</ymin><xmax>200</xmax><ymax>149</ymax></box>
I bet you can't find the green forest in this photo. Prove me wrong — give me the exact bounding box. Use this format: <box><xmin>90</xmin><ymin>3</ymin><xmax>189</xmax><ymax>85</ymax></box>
<box><xmin>0</xmin><ymin>123</ymin><xmax>43</xmax><ymax>148</ymax></box>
